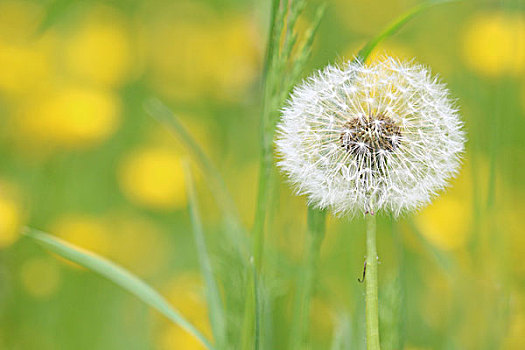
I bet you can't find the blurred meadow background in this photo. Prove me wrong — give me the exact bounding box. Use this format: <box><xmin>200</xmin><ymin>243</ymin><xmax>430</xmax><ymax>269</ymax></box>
<box><xmin>1</xmin><ymin>0</ymin><xmax>525</xmax><ymax>349</ymax></box>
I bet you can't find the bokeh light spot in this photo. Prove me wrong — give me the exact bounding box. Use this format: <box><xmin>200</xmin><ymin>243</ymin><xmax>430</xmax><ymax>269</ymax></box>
<box><xmin>118</xmin><ymin>147</ymin><xmax>187</xmax><ymax>210</ymax></box>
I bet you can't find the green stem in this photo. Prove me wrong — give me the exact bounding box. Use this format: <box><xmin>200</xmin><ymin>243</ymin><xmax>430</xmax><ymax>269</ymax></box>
<box><xmin>289</xmin><ymin>207</ymin><xmax>326</xmax><ymax>349</ymax></box>
<box><xmin>242</xmin><ymin>1</ymin><xmax>281</xmax><ymax>347</ymax></box>
<box><xmin>365</xmin><ymin>214</ymin><xmax>380</xmax><ymax>350</ymax></box>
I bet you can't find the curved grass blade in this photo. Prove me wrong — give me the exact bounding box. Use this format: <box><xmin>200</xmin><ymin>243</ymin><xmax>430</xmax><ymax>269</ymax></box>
<box><xmin>183</xmin><ymin>161</ymin><xmax>227</xmax><ymax>348</ymax></box>
<box><xmin>356</xmin><ymin>0</ymin><xmax>460</xmax><ymax>63</ymax></box>
<box><xmin>144</xmin><ymin>98</ymin><xmax>247</xmax><ymax>258</ymax></box>
<box><xmin>23</xmin><ymin>227</ymin><xmax>214</xmax><ymax>350</ymax></box>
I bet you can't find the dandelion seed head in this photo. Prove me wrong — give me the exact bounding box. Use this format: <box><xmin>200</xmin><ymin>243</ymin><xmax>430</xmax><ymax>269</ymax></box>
<box><xmin>275</xmin><ymin>57</ymin><xmax>466</xmax><ymax>216</ymax></box>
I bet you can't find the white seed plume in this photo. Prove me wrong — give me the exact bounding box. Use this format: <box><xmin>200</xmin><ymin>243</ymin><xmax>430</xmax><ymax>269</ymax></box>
<box><xmin>275</xmin><ymin>57</ymin><xmax>465</xmax><ymax>216</ymax></box>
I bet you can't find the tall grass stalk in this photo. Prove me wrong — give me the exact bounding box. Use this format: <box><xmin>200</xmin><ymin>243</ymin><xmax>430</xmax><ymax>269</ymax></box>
<box><xmin>243</xmin><ymin>1</ymin><xmax>325</xmax><ymax>348</ymax></box>
<box><xmin>183</xmin><ymin>161</ymin><xmax>227</xmax><ymax>348</ymax></box>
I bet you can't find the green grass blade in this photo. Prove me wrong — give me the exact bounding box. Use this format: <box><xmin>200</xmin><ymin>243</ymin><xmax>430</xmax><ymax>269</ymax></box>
<box><xmin>289</xmin><ymin>3</ymin><xmax>326</xmax><ymax>97</ymax></box>
<box><xmin>356</xmin><ymin>0</ymin><xmax>460</xmax><ymax>63</ymax></box>
<box><xmin>183</xmin><ymin>161</ymin><xmax>227</xmax><ymax>348</ymax></box>
<box><xmin>22</xmin><ymin>227</ymin><xmax>214</xmax><ymax>350</ymax></box>
<box><xmin>144</xmin><ymin>98</ymin><xmax>247</xmax><ymax>257</ymax></box>
<box><xmin>262</xmin><ymin>0</ymin><xmax>282</xmax><ymax>82</ymax></box>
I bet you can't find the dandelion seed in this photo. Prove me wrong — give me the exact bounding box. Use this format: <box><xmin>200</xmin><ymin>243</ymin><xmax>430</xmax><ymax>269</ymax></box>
<box><xmin>275</xmin><ymin>57</ymin><xmax>465</xmax><ymax>216</ymax></box>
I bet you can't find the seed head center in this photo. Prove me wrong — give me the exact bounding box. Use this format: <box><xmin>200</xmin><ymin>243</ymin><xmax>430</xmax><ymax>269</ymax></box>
<box><xmin>340</xmin><ymin>114</ymin><xmax>401</xmax><ymax>154</ymax></box>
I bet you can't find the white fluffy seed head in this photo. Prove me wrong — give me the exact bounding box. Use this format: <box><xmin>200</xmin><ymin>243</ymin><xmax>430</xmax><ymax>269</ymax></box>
<box><xmin>275</xmin><ymin>57</ymin><xmax>466</xmax><ymax>217</ymax></box>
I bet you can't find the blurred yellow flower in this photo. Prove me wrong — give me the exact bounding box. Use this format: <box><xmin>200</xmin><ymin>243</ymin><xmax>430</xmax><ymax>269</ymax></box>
<box><xmin>0</xmin><ymin>182</ymin><xmax>23</xmax><ymax>249</ymax></box>
<box><xmin>19</xmin><ymin>256</ymin><xmax>61</xmax><ymax>298</ymax></box>
<box><xmin>414</xmin><ymin>163</ymin><xmax>475</xmax><ymax>251</ymax></box>
<box><xmin>0</xmin><ymin>37</ymin><xmax>55</xmax><ymax>97</ymax></box>
<box><xmin>462</xmin><ymin>12</ymin><xmax>525</xmax><ymax>77</ymax></box>
<box><xmin>118</xmin><ymin>147</ymin><xmax>186</xmax><ymax>210</ymax></box>
<box><xmin>0</xmin><ymin>1</ymin><xmax>57</xmax><ymax>97</ymax></box>
<box><xmin>158</xmin><ymin>325</ymin><xmax>207</xmax><ymax>350</ymax></box>
<box><xmin>145</xmin><ymin>2</ymin><xmax>260</xmax><ymax>102</ymax></box>
<box><xmin>20</xmin><ymin>85</ymin><xmax>121</xmax><ymax>150</ymax></box>
<box><xmin>157</xmin><ymin>273</ymin><xmax>210</xmax><ymax>350</ymax></box>
<box><xmin>415</xmin><ymin>196</ymin><xmax>471</xmax><ymax>251</ymax></box>
<box><xmin>50</xmin><ymin>214</ymin><xmax>111</xmax><ymax>257</ymax></box>
<box><xmin>62</xmin><ymin>5</ymin><xmax>135</xmax><ymax>88</ymax></box>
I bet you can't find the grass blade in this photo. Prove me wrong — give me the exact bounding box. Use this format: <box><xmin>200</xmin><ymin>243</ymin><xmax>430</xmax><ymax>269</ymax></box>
<box><xmin>289</xmin><ymin>3</ymin><xmax>326</xmax><ymax>98</ymax></box>
<box><xmin>183</xmin><ymin>160</ymin><xmax>227</xmax><ymax>348</ymax></box>
<box><xmin>23</xmin><ymin>227</ymin><xmax>214</xmax><ymax>350</ymax></box>
<box><xmin>144</xmin><ymin>98</ymin><xmax>247</xmax><ymax>258</ymax></box>
<box><xmin>356</xmin><ymin>0</ymin><xmax>460</xmax><ymax>63</ymax></box>
<box><xmin>246</xmin><ymin>1</ymin><xmax>327</xmax><ymax>348</ymax></box>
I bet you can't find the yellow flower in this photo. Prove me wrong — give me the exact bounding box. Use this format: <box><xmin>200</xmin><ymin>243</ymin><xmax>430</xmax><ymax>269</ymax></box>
<box><xmin>0</xmin><ymin>186</ymin><xmax>22</xmax><ymax>249</ymax></box>
<box><xmin>118</xmin><ymin>147</ymin><xmax>187</xmax><ymax>210</ymax></box>
<box><xmin>0</xmin><ymin>1</ymin><xmax>57</xmax><ymax>97</ymax></box>
<box><xmin>415</xmin><ymin>196</ymin><xmax>471</xmax><ymax>250</ymax></box>
<box><xmin>50</xmin><ymin>214</ymin><xmax>111</xmax><ymax>257</ymax></box>
<box><xmin>158</xmin><ymin>325</ymin><xmax>207</xmax><ymax>350</ymax></box>
<box><xmin>415</xmin><ymin>164</ymin><xmax>473</xmax><ymax>251</ymax></box>
<box><xmin>0</xmin><ymin>38</ymin><xmax>55</xmax><ymax>97</ymax></box>
<box><xmin>20</xmin><ymin>85</ymin><xmax>121</xmax><ymax>150</ymax></box>
<box><xmin>462</xmin><ymin>12</ymin><xmax>525</xmax><ymax>77</ymax></box>
<box><xmin>19</xmin><ymin>256</ymin><xmax>61</xmax><ymax>298</ymax></box>
<box><xmin>62</xmin><ymin>5</ymin><xmax>135</xmax><ymax>88</ymax></box>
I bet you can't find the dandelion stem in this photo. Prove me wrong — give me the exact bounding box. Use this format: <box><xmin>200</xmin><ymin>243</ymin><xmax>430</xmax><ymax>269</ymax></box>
<box><xmin>365</xmin><ymin>213</ymin><xmax>381</xmax><ymax>350</ymax></box>
<box><xmin>289</xmin><ymin>207</ymin><xmax>326</xmax><ymax>350</ymax></box>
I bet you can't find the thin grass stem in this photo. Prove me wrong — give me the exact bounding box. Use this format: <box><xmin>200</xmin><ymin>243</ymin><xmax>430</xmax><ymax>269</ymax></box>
<box><xmin>183</xmin><ymin>161</ymin><xmax>227</xmax><ymax>348</ymax></box>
